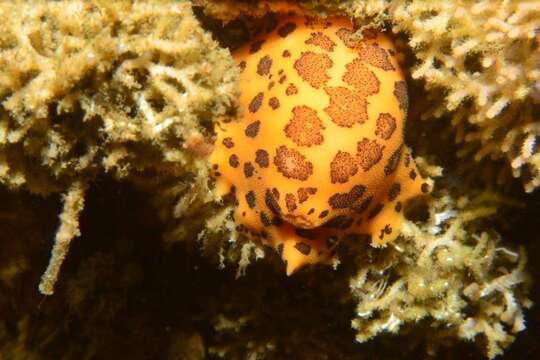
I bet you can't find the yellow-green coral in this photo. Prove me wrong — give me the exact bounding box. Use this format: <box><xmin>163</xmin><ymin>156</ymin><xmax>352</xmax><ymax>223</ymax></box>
<box><xmin>350</xmin><ymin>186</ymin><xmax>530</xmax><ymax>359</ymax></box>
<box><xmin>0</xmin><ymin>0</ymin><xmax>237</xmax><ymax>191</ymax></box>
<box><xmin>0</xmin><ymin>0</ymin><xmax>238</xmax><ymax>294</ymax></box>
<box><xmin>389</xmin><ymin>1</ymin><xmax>540</xmax><ymax>192</ymax></box>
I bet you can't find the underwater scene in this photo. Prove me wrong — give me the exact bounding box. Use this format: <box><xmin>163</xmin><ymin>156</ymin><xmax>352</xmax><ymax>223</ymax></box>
<box><xmin>0</xmin><ymin>0</ymin><xmax>539</xmax><ymax>358</ymax></box>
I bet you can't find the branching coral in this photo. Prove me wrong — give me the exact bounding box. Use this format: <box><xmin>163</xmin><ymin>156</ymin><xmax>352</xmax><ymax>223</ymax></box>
<box><xmin>388</xmin><ymin>1</ymin><xmax>540</xmax><ymax>192</ymax></box>
<box><xmin>0</xmin><ymin>0</ymin><xmax>238</xmax><ymax>294</ymax></box>
<box><xmin>350</xmin><ymin>188</ymin><xmax>531</xmax><ymax>359</ymax></box>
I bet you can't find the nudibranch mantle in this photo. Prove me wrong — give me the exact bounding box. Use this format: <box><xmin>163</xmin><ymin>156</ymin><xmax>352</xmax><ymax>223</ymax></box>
<box><xmin>210</xmin><ymin>14</ymin><xmax>429</xmax><ymax>274</ymax></box>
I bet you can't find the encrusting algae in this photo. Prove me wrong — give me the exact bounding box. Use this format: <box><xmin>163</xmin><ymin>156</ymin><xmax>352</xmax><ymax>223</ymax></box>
<box><xmin>0</xmin><ymin>0</ymin><xmax>537</xmax><ymax>359</ymax></box>
<box><xmin>210</xmin><ymin>13</ymin><xmax>430</xmax><ymax>274</ymax></box>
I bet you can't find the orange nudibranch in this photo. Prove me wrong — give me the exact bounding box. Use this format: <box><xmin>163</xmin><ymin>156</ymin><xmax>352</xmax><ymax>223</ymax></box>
<box><xmin>210</xmin><ymin>14</ymin><xmax>430</xmax><ymax>274</ymax></box>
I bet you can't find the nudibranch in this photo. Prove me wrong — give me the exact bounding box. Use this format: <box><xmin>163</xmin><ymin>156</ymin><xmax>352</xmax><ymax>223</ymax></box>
<box><xmin>210</xmin><ymin>14</ymin><xmax>430</xmax><ymax>274</ymax></box>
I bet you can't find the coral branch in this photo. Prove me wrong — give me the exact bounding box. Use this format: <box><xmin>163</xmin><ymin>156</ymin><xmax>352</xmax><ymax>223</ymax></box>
<box><xmin>39</xmin><ymin>180</ymin><xmax>88</xmax><ymax>295</ymax></box>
